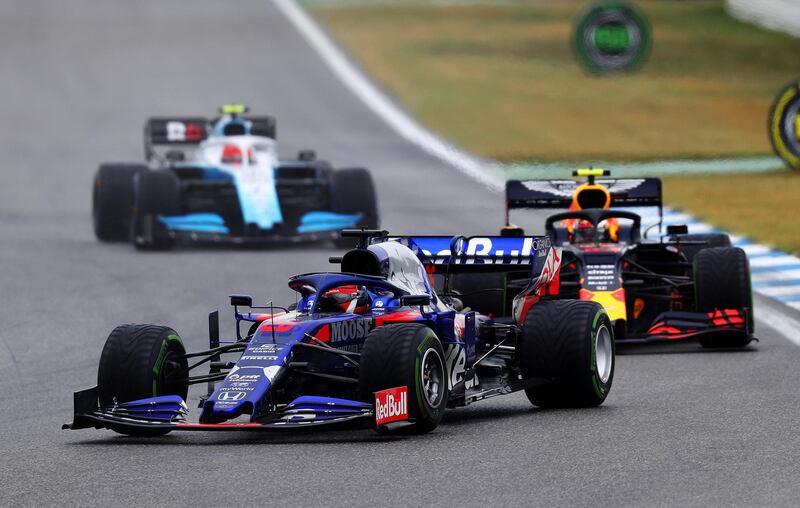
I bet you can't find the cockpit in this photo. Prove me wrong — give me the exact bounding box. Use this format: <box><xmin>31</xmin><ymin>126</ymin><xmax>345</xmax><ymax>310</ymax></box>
<box><xmin>198</xmin><ymin>137</ymin><xmax>277</xmax><ymax>168</ymax></box>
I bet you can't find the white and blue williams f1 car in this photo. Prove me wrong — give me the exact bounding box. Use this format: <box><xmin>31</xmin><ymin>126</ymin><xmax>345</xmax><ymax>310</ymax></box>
<box><xmin>92</xmin><ymin>105</ymin><xmax>378</xmax><ymax>249</ymax></box>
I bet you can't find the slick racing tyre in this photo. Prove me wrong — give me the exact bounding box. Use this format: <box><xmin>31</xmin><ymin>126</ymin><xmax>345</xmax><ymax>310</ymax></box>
<box><xmin>97</xmin><ymin>324</ymin><xmax>188</xmax><ymax>436</ymax></box>
<box><xmin>768</xmin><ymin>79</ymin><xmax>800</xmax><ymax>170</ymax></box>
<box><xmin>131</xmin><ymin>170</ymin><xmax>180</xmax><ymax>250</ymax></box>
<box><xmin>518</xmin><ymin>300</ymin><xmax>614</xmax><ymax>408</ymax></box>
<box><xmin>675</xmin><ymin>233</ymin><xmax>731</xmax><ymax>263</ymax></box>
<box><xmin>694</xmin><ymin>247</ymin><xmax>753</xmax><ymax>348</ymax></box>
<box><xmin>332</xmin><ymin>168</ymin><xmax>379</xmax><ymax>248</ymax></box>
<box><xmin>92</xmin><ymin>163</ymin><xmax>146</xmax><ymax>242</ymax></box>
<box><xmin>360</xmin><ymin>324</ymin><xmax>448</xmax><ymax>434</ymax></box>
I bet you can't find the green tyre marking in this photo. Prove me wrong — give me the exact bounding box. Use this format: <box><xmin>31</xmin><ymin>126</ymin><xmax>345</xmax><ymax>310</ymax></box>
<box><xmin>415</xmin><ymin>333</ymin><xmax>437</xmax><ymax>418</ymax></box>
<box><xmin>590</xmin><ymin>309</ymin><xmax>607</xmax><ymax>399</ymax></box>
<box><xmin>152</xmin><ymin>333</ymin><xmax>182</xmax><ymax>396</ymax></box>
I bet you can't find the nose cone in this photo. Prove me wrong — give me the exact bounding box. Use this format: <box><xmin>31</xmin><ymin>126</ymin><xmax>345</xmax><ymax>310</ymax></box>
<box><xmin>200</xmin><ymin>341</ymin><xmax>289</xmax><ymax>423</ymax></box>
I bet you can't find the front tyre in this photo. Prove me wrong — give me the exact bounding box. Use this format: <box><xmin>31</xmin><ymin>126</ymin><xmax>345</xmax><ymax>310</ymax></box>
<box><xmin>131</xmin><ymin>170</ymin><xmax>180</xmax><ymax>250</ymax></box>
<box><xmin>518</xmin><ymin>300</ymin><xmax>614</xmax><ymax>408</ymax></box>
<box><xmin>694</xmin><ymin>247</ymin><xmax>753</xmax><ymax>348</ymax></box>
<box><xmin>675</xmin><ymin>233</ymin><xmax>731</xmax><ymax>263</ymax></box>
<box><xmin>360</xmin><ymin>324</ymin><xmax>448</xmax><ymax>434</ymax></box>
<box><xmin>97</xmin><ymin>324</ymin><xmax>188</xmax><ymax>436</ymax></box>
<box><xmin>93</xmin><ymin>163</ymin><xmax>146</xmax><ymax>241</ymax></box>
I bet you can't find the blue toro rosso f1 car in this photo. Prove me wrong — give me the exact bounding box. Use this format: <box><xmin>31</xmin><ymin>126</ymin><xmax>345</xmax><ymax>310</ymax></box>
<box><xmin>92</xmin><ymin>105</ymin><xmax>378</xmax><ymax>249</ymax></box>
<box><xmin>65</xmin><ymin>230</ymin><xmax>615</xmax><ymax>436</ymax></box>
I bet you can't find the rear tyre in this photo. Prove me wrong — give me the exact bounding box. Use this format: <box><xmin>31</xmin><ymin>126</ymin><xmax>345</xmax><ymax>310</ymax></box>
<box><xmin>675</xmin><ymin>233</ymin><xmax>731</xmax><ymax>263</ymax></box>
<box><xmin>518</xmin><ymin>300</ymin><xmax>614</xmax><ymax>408</ymax></box>
<box><xmin>131</xmin><ymin>170</ymin><xmax>180</xmax><ymax>250</ymax></box>
<box><xmin>92</xmin><ymin>163</ymin><xmax>146</xmax><ymax>241</ymax></box>
<box><xmin>360</xmin><ymin>324</ymin><xmax>448</xmax><ymax>434</ymax></box>
<box><xmin>332</xmin><ymin>168</ymin><xmax>379</xmax><ymax>248</ymax></box>
<box><xmin>97</xmin><ymin>324</ymin><xmax>188</xmax><ymax>436</ymax></box>
<box><xmin>694</xmin><ymin>247</ymin><xmax>753</xmax><ymax>348</ymax></box>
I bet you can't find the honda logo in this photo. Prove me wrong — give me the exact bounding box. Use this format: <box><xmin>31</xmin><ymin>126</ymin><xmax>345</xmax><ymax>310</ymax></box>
<box><xmin>217</xmin><ymin>391</ymin><xmax>246</xmax><ymax>401</ymax></box>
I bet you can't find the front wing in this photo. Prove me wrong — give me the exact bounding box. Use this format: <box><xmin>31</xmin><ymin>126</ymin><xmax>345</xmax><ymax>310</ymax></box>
<box><xmin>63</xmin><ymin>387</ymin><xmax>413</xmax><ymax>434</ymax></box>
<box><xmin>619</xmin><ymin>308</ymin><xmax>753</xmax><ymax>344</ymax></box>
<box><xmin>153</xmin><ymin>211</ymin><xmax>361</xmax><ymax>246</ymax></box>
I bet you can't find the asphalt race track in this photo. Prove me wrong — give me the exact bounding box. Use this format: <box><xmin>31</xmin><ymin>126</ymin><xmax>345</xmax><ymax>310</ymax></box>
<box><xmin>1</xmin><ymin>1</ymin><xmax>800</xmax><ymax>506</ymax></box>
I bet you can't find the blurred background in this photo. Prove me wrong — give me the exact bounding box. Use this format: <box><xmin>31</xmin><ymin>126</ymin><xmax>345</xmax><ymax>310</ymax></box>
<box><xmin>308</xmin><ymin>0</ymin><xmax>800</xmax><ymax>252</ymax></box>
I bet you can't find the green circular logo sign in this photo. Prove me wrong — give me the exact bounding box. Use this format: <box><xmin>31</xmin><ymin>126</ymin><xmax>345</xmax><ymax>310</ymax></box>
<box><xmin>769</xmin><ymin>79</ymin><xmax>800</xmax><ymax>170</ymax></box>
<box><xmin>574</xmin><ymin>2</ymin><xmax>651</xmax><ymax>74</ymax></box>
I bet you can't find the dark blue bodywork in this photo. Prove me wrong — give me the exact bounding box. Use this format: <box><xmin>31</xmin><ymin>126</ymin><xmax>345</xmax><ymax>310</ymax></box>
<box><xmin>65</xmin><ymin>235</ymin><xmax>555</xmax><ymax>434</ymax></box>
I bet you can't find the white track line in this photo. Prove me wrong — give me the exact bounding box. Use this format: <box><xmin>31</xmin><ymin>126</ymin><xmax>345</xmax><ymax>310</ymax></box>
<box><xmin>752</xmin><ymin>269</ymin><xmax>800</xmax><ymax>281</ymax></box>
<box><xmin>273</xmin><ymin>0</ymin><xmax>502</xmax><ymax>192</ymax></box>
<box><xmin>756</xmin><ymin>302</ymin><xmax>800</xmax><ymax>346</ymax></box>
<box><xmin>749</xmin><ymin>255</ymin><xmax>800</xmax><ymax>268</ymax></box>
<box><xmin>277</xmin><ymin>0</ymin><xmax>800</xmax><ymax>345</ymax></box>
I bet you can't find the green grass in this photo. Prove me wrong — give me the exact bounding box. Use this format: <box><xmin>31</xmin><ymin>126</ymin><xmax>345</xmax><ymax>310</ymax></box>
<box><xmin>663</xmin><ymin>171</ymin><xmax>800</xmax><ymax>255</ymax></box>
<box><xmin>312</xmin><ymin>1</ymin><xmax>800</xmax><ymax>161</ymax></box>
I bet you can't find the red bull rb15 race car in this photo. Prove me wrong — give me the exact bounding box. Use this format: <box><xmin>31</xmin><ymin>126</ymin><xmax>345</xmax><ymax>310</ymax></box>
<box><xmin>64</xmin><ymin>230</ymin><xmax>614</xmax><ymax>436</ymax></box>
<box><xmin>499</xmin><ymin>169</ymin><xmax>754</xmax><ymax>348</ymax></box>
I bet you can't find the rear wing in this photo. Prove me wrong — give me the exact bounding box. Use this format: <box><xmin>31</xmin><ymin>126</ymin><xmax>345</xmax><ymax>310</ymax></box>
<box><xmin>144</xmin><ymin>117</ymin><xmax>209</xmax><ymax>160</ymax></box>
<box><xmin>506</xmin><ymin>178</ymin><xmax>662</xmax><ymax>210</ymax></box>
<box><xmin>389</xmin><ymin>235</ymin><xmax>553</xmax><ymax>267</ymax></box>
<box><xmin>144</xmin><ymin>115</ymin><xmax>277</xmax><ymax>161</ymax></box>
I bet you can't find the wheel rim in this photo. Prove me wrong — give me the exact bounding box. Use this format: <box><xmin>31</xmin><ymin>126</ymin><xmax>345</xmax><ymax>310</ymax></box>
<box><xmin>158</xmin><ymin>349</ymin><xmax>186</xmax><ymax>397</ymax></box>
<box><xmin>420</xmin><ymin>348</ymin><xmax>444</xmax><ymax>406</ymax></box>
<box><xmin>595</xmin><ymin>324</ymin><xmax>613</xmax><ymax>384</ymax></box>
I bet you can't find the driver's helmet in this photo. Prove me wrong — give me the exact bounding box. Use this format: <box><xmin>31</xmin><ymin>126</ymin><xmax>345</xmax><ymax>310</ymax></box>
<box><xmin>221</xmin><ymin>144</ymin><xmax>243</xmax><ymax>165</ymax></box>
<box><xmin>563</xmin><ymin>181</ymin><xmax>620</xmax><ymax>242</ymax></box>
<box><xmin>572</xmin><ymin>222</ymin><xmax>597</xmax><ymax>243</ymax></box>
<box><xmin>316</xmin><ymin>285</ymin><xmax>371</xmax><ymax>314</ymax></box>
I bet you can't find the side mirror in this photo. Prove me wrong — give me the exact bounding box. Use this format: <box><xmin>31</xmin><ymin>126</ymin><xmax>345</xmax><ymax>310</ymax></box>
<box><xmin>229</xmin><ymin>294</ymin><xmax>253</xmax><ymax>307</ymax></box>
<box><xmin>399</xmin><ymin>294</ymin><xmax>431</xmax><ymax>307</ymax></box>
<box><xmin>666</xmin><ymin>224</ymin><xmax>689</xmax><ymax>236</ymax></box>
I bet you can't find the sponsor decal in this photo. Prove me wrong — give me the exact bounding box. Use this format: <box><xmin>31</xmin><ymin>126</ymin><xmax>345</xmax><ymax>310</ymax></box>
<box><xmin>444</xmin><ymin>344</ymin><xmax>466</xmax><ymax>389</ymax></box>
<box><xmin>239</xmin><ymin>355</ymin><xmax>278</xmax><ymax>361</ymax></box>
<box><xmin>250</xmin><ymin>343</ymin><xmax>282</xmax><ymax>353</ymax></box>
<box><xmin>217</xmin><ymin>391</ymin><xmax>246</xmax><ymax>402</ymax></box>
<box><xmin>532</xmin><ymin>247</ymin><xmax>562</xmax><ymax>292</ymax></box>
<box><xmin>573</xmin><ymin>2</ymin><xmax>651</xmax><ymax>74</ymax></box>
<box><xmin>585</xmin><ymin>263</ymin><xmax>617</xmax><ymax>291</ymax></box>
<box><xmin>165</xmin><ymin>121</ymin><xmax>204</xmax><ymax>142</ymax></box>
<box><xmin>220</xmin><ymin>385</ymin><xmax>254</xmax><ymax>392</ymax></box>
<box><xmin>374</xmin><ymin>386</ymin><xmax>408</xmax><ymax>426</ymax></box>
<box><xmin>462</xmin><ymin>237</ymin><xmax>551</xmax><ymax>265</ymax></box>
<box><xmin>227</xmin><ymin>374</ymin><xmax>260</xmax><ymax>382</ymax></box>
<box><xmin>409</xmin><ymin>236</ymin><xmax>551</xmax><ymax>265</ymax></box>
<box><xmin>330</xmin><ymin>318</ymin><xmax>373</xmax><ymax>343</ymax></box>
